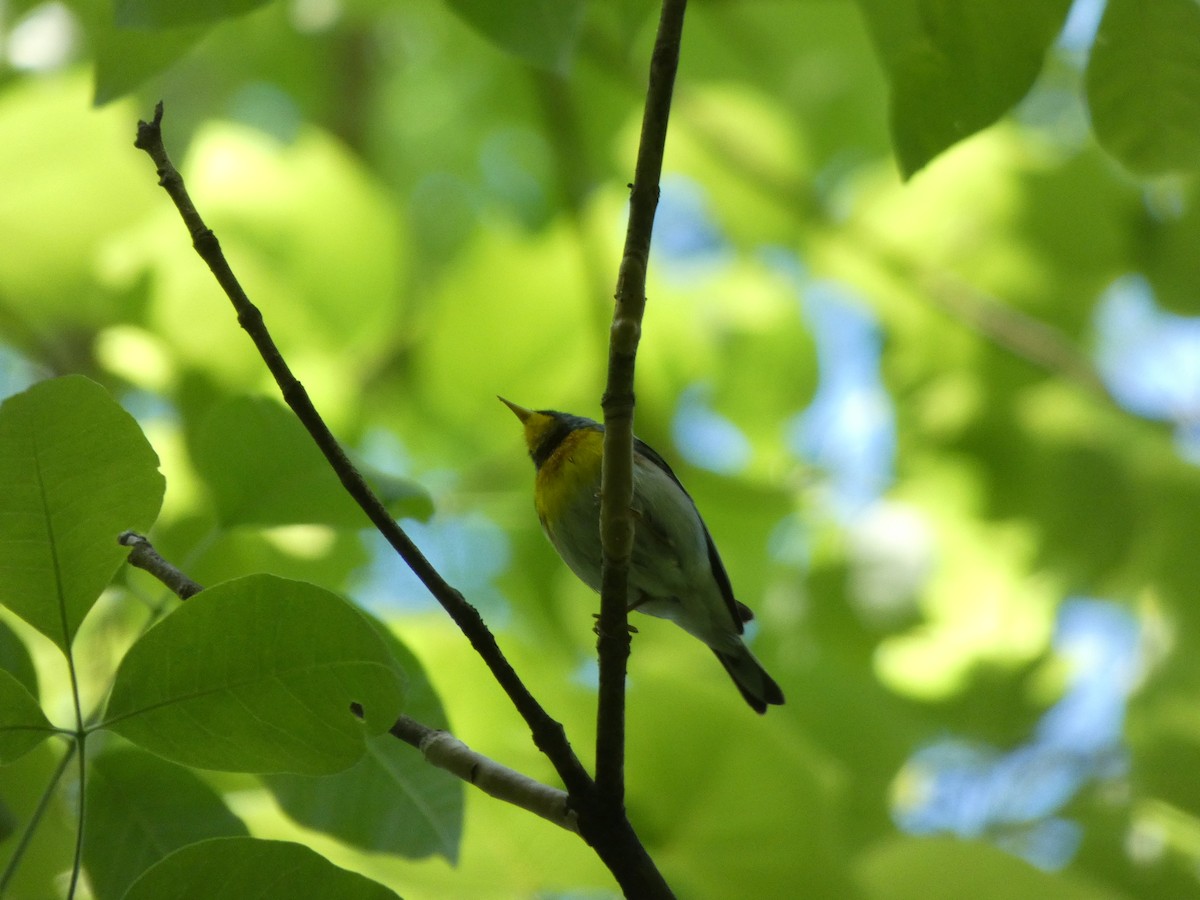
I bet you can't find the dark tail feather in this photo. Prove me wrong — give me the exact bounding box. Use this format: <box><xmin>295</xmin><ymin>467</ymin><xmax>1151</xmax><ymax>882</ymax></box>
<box><xmin>714</xmin><ymin>645</ymin><xmax>784</xmax><ymax>714</ymax></box>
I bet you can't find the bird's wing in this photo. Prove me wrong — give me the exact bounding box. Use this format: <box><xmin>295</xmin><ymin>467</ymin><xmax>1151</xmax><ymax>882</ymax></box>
<box><xmin>633</xmin><ymin>438</ymin><xmax>746</xmax><ymax>634</ymax></box>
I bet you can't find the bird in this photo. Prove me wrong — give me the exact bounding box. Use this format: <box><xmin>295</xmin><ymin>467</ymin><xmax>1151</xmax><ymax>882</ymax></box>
<box><xmin>501</xmin><ymin>397</ymin><xmax>784</xmax><ymax>713</ymax></box>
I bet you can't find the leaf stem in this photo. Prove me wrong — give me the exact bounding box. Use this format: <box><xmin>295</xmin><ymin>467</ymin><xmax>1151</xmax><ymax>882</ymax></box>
<box><xmin>0</xmin><ymin>739</ymin><xmax>76</xmax><ymax>895</ymax></box>
<box><xmin>65</xmin><ymin>733</ymin><xmax>86</xmax><ymax>900</ymax></box>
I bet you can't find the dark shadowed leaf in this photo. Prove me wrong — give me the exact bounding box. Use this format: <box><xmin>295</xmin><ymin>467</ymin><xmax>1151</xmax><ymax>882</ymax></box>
<box><xmin>1086</xmin><ymin>0</ymin><xmax>1200</xmax><ymax>175</ymax></box>
<box><xmin>0</xmin><ymin>670</ymin><xmax>53</xmax><ymax>764</ymax></box>
<box><xmin>444</xmin><ymin>0</ymin><xmax>586</xmax><ymax>73</ymax></box>
<box><xmin>857</xmin><ymin>0</ymin><xmax>1073</xmax><ymax>177</ymax></box>
<box><xmin>191</xmin><ymin>395</ymin><xmax>432</xmax><ymax>528</ymax></box>
<box><xmin>0</xmin><ymin>618</ymin><xmax>38</xmax><ymax>697</ymax></box>
<box><xmin>266</xmin><ymin>619</ymin><xmax>463</xmax><ymax>861</ymax></box>
<box><xmin>121</xmin><ymin>837</ymin><xmax>401</xmax><ymax>900</ymax></box>
<box><xmin>84</xmin><ymin>746</ymin><xmax>248</xmax><ymax>900</ymax></box>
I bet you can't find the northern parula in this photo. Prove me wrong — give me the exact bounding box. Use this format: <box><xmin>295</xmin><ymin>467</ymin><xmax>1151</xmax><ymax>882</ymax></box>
<box><xmin>501</xmin><ymin>398</ymin><xmax>784</xmax><ymax>713</ymax></box>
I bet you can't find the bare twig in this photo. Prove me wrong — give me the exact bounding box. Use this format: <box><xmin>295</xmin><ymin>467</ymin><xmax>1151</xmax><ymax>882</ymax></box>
<box><xmin>595</xmin><ymin>0</ymin><xmax>688</xmax><ymax>812</ymax></box>
<box><xmin>118</xmin><ymin>530</ymin><xmax>204</xmax><ymax>599</ymax></box>
<box><xmin>389</xmin><ymin>716</ymin><xmax>578</xmax><ymax>834</ymax></box>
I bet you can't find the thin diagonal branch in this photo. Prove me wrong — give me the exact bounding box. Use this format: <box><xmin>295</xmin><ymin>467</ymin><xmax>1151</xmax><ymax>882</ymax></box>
<box><xmin>595</xmin><ymin>0</ymin><xmax>688</xmax><ymax>810</ymax></box>
<box><xmin>131</xmin><ymin>107</ymin><xmax>590</xmax><ymax>800</ymax></box>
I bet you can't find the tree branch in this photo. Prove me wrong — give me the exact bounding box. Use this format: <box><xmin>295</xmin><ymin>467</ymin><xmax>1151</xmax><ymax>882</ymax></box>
<box><xmin>595</xmin><ymin>0</ymin><xmax>688</xmax><ymax>810</ymax></box>
<box><xmin>118</xmin><ymin>531</ymin><xmax>203</xmax><ymax>599</ymax></box>
<box><xmin>131</xmin><ymin>105</ymin><xmax>591</xmax><ymax>800</ymax></box>
<box><xmin>388</xmin><ymin>716</ymin><xmax>578</xmax><ymax>834</ymax></box>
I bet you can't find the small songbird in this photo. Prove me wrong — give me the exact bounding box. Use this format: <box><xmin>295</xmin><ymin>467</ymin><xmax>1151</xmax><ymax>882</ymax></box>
<box><xmin>501</xmin><ymin>397</ymin><xmax>784</xmax><ymax>713</ymax></box>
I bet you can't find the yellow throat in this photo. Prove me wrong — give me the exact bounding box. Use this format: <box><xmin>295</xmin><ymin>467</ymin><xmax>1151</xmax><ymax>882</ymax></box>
<box><xmin>500</xmin><ymin>397</ymin><xmax>603</xmax><ymax>529</ymax></box>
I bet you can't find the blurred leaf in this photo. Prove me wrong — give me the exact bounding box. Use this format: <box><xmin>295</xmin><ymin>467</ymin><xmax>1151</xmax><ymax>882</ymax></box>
<box><xmin>121</xmin><ymin>837</ymin><xmax>400</xmax><ymax>900</ymax></box>
<box><xmin>0</xmin><ymin>76</ymin><xmax>162</xmax><ymax>332</ymax></box>
<box><xmin>1143</xmin><ymin>188</ymin><xmax>1200</xmax><ymax>315</ymax></box>
<box><xmin>142</xmin><ymin>510</ymin><xmax>372</xmax><ymax>597</ymax></box>
<box><xmin>856</xmin><ymin>0</ymin><xmax>1073</xmax><ymax>177</ymax></box>
<box><xmin>0</xmin><ymin>376</ymin><xmax>164</xmax><ymax>650</ymax></box>
<box><xmin>444</xmin><ymin>0</ymin><xmax>586</xmax><ymax>73</ymax></box>
<box><xmin>190</xmin><ymin>395</ymin><xmax>431</xmax><ymax>527</ymax></box>
<box><xmin>855</xmin><ymin>835</ymin><xmax>1127</xmax><ymax>900</ymax></box>
<box><xmin>115</xmin><ymin>0</ymin><xmax>272</xmax><ymax>29</ymax></box>
<box><xmin>0</xmin><ymin>799</ymin><xmax>14</xmax><ymax>843</ymax></box>
<box><xmin>83</xmin><ymin>746</ymin><xmax>248</xmax><ymax>900</ymax></box>
<box><xmin>0</xmin><ymin>618</ymin><xmax>38</xmax><ymax>697</ymax></box>
<box><xmin>0</xmin><ymin>670</ymin><xmax>53</xmax><ymax>764</ymax></box>
<box><xmin>265</xmin><ymin>619</ymin><xmax>463</xmax><ymax>861</ymax></box>
<box><xmin>417</xmin><ymin>220</ymin><xmax>597</xmax><ymax>431</ymax></box>
<box><xmin>103</xmin><ymin>574</ymin><xmax>404</xmax><ymax>774</ymax></box>
<box><xmin>626</xmin><ymin>664</ymin><xmax>857</xmax><ymax>897</ymax></box>
<box><xmin>137</xmin><ymin>123</ymin><xmax>406</xmax><ymax>385</ymax></box>
<box><xmin>1086</xmin><ymin>0</ymin><xmax>1200</xmax><ymax>175</ymax></box>
<box><xmin>94</xmin><ymin>23</ymin><xmax>209</xmax><ymax>105</ymax></box>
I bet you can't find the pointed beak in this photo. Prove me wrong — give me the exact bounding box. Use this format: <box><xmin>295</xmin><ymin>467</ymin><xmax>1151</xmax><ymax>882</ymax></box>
<box><xmin>498</xmin><ymin>396</ymin><xmax>533</xmax><ymax>423</ymax></box>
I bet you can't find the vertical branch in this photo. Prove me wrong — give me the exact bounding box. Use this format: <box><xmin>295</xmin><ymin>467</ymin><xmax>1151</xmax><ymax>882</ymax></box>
<box><xmin>595</xmin><ymin>0</ymin><xmax>689</xmax><ymax>807</ymax></box>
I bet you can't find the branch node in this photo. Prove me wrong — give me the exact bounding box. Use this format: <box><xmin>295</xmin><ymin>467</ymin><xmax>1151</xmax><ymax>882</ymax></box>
<box><xmin>133</xmin><ymin>101</ymin><xmax>164</xmax><ymax>150</ymax></box>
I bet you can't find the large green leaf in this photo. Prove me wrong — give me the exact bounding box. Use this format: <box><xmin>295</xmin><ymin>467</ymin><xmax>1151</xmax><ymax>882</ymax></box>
<box><xmin>0</xmin><ymin>376</ymin><xmax>164</xmax><ymax>650</ymax></box>
<box><xmin>856</xmin><ymin>0</ymin><xmax>1073</xmax><ymax>177</ymax></box>
<box><xmin>190</xmin><ymin>395</ymin><xmax>432</xmax><ymax>528</ymax></box>
<box><xmin>84</xmin><ymin>746</ymin><xmax>248</xmax><ymax>900</ymax></box>
<box><xmin>0</xmin><ymin>669</ymin><xmax>53</xmax><ymax>764</ymax></box>
<box><xmin>103</xmin><ymin>574</ymin><xmax>404</xmax><ymax>774</ymax></box>
<box><xmin>443</xmin><ymin>0</ymin><xmax>586</xmax><ymax>73</ymax></box>
<box><xmin>120</xmin><ymin>837</ymin><xmax>401</xmax><ymax>900</ymax></box>
<box><xmin>265</xmin><ymin>620</ymin><xmax>463</xmax><ymax>861</ymax></box>
<box><xmin>1086</xmin><ymin>0</ymin><xmax>1200</xmax><ymax>175</ymax></box>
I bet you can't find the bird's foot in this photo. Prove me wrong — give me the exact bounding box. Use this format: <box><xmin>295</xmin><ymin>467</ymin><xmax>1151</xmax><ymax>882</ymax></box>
<box><xmin>591</xmin><ymin>613</ymin><xmax>639</xmax><ymax>637</ymax></box>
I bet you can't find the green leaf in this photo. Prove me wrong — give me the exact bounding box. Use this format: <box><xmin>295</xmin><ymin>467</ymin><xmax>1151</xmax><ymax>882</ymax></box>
<box><xmin>114</xmin><ymin>0</ymin><xmax>272</xmax><ymax>29</ymax></box>
<box><xmin>93</xmin><ymin>23</ymin><xmax>209</xmax><ymax>106</ymax></box>
<box><xmin>0</xmin><ymin>669</ymin><xmax>53</xmax><ymax>764</ymax></box>
<box><xmin>443</xmin><ymin>0</ymin><xmax>585</xmax><ymax>73</ymax></box>
<box><xmin>856</xmin><ymin>0</ymin><xmax>1073</xmax><ymax>177</ymax></box>
<box><xmin>1086</xmin><ymin>0</ymin><xmax>1200</xmax><ymax>175</ymax></box>
<box><xmin>120</xmin><ymin>837</ymin><xmax>401</xmax><ymax>900</ymax></box>
<box><xmin>103</xmin><ymin>574</ymin><xmax>404</xmax><ymax>774</ymax></box>
<box><xmin>0</xmin><ymin>376</ymin><xmax>165</xmax><ymax>650</ymax></box>
<box><xmin>855</xmin><ymin>835</ymin><xmax>1127</xmax><ymax>900</ymax></box>
<box><xmin>265</xmin><ymin>620</ymin><xmax>463</xmax><ymax>861</ymax></box>
<box><xmin>191</xmin><ymin>395</ymin><xmax>432</xmax><ymax>528</ymax></box>
<box><xmin>84</xmin><ymin>747</ymin><xmax>248</xmax><ymax>900</ymax></box>
<box><xmin>0</xmin><ymin>617</ymin><xmax>38</xmax><ymax>697</ymax></box>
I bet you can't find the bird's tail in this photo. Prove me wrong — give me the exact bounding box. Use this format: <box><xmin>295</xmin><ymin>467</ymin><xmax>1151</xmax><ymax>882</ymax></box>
<box><xmin>713</xmin><ymin>644</ymin><xmax>785</xmax><ymax>714</ymax></box>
